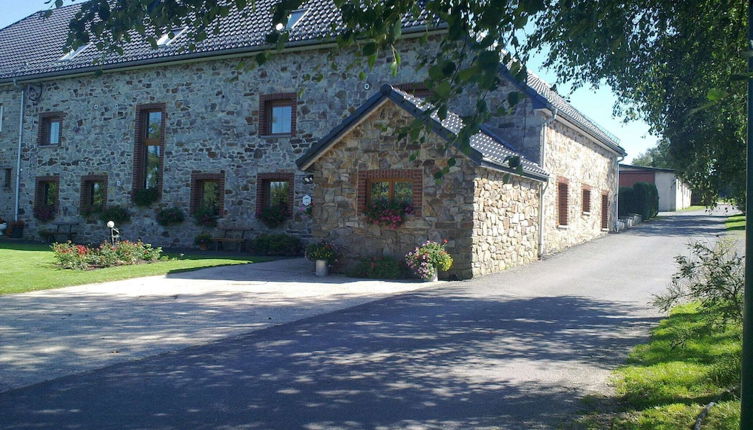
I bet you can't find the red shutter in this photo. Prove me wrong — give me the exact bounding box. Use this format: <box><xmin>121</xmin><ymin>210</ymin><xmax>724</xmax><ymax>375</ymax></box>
<box><xmin>601</xmin><ymin>194</ymin><xmax>609</xmax><ymax>229</ymax></box>
<box><xmin>582</xmin><ymin>188</ymin><xmax>591</xmax><ymax>213</ymax></box>
<box><xmin>558</xmin><ymin>182</ymin><xmax>569</xmax><ymax>226</ymax></box>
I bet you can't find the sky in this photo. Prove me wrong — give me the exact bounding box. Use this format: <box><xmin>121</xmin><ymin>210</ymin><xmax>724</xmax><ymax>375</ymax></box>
<box><xmin>0</xmin><ymin>0</ymin><xmax>658</xmax><ymax>161</ymax></box>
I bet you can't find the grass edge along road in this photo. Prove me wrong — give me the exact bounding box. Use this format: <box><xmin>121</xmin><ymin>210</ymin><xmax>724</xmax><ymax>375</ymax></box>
<box><xmin>574</xmin><ymin>304</ymin><xmax>742</xmax><ymax>429</ymax></box>
<box><xmin>0</xmin><ymin>241</ymin><xmax>273</xmax><ymax>295</ymax></box>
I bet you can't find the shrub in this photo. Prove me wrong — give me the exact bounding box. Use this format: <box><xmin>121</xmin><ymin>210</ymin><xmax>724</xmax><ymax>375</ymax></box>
<box><xmin>99</xmin><ymin>205</ymin><xmax>131</xmax><ymax>224</ymax></box>
<box><xmin>193</xmin><ymin>207</ymin><xmax>218</xmax><ymax>227</ymax></box>
<box><xmin>405</xmin><ymin>240</ymin><xmax>454</xmax><ymax>279</ymax></box>
<box><xmin>257</xmin><ymin>205</ymin><xmax>289</xmax><ymax>228</ymax></box>
<box><xmin>346</xmin><ymin>256</ymin><xmax>408</xmax><ymax>279</ymax></box>
<box><xmin>33</xmin><ymin>205</ymin><xmax>56</xmax><ymax>223</ymax></box>
<box><xmin>632</xmin><ymin>182</ymin><xmax>659</xmax><ymax>219</ymax></box>
<box><xmin>156</xmin><ymin>207</ymin><xmax>186</xmax><ymax>226</ymax></box>
<box><xmin>194</xmin><ymin>232</ymin><xmax>212</xmax><ymax>247</ymax></box>
<box><xmin>364</xmin><ymin>199</ymin><xmax>413</xmax><ymax>229</ymax></box>
<box><xmin>248</xmin><ymin>234</ymin><xmax>302</xmax><ymax>256</ymax></box>
<box><xmin>51</xmin><ymin>240</ymin><xmax>163</xmax><ymax>270</ymax></box>
<box><xmin>618</xmin><ymin>187</ymin><xmax>634</xmax><ymax>217</ymax></box>
<box><xmin>653</xmin><ymin>240</ymin><xmax>743</xmax><ymax>328</ymax></box>
<box><xmin>305</xmin><ymin>240</ymin><xmax>340</xmax><ymax>264</ymax></box>
<box><xmin>134</xmin><ymin>187</ymin><xmax>159</xmax><ymax>207</ymax></box>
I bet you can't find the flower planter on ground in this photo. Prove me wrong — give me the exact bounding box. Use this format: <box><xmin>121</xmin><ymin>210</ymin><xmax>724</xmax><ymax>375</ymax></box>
<box><xmin>405</xmin><ymin>240</ymin><xmax>454</xmax><ymax>281</ymax></box>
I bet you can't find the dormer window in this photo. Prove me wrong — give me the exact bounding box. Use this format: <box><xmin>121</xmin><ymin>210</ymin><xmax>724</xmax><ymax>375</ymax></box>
<box><xmin>59</xmin><ymin>44</ymin><xmax>90</xmax><ymax>61</ymax></box>
<box><xmin>155</xmin><ymin>28</ymin><xmax>185</xmax><ymax>47</ymax></box>
<box><xmin>275</xmin><ymin>9</ymin><xmax>307</xmax><ymax>31</ymax></box>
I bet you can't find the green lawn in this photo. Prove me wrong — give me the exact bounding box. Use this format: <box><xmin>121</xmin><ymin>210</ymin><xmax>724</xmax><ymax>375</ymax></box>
<box><xmin>575</xmin><ymin>303</ymin><xmax>741</xmax><ymax>429</ymax></box>
<box><xmin>726</xmin><ymin>214</ymin><xmax>745</xmax><ymax>232</ymax></box>
<box><xmin>678</xmin><ymin>205</ymin><xmax>706</xmax><ymax>212</ymax></box>
<box><xmin>0</xmin><ymin>242</ymin><xmax>273</xmax><ymax>295</ymax></box>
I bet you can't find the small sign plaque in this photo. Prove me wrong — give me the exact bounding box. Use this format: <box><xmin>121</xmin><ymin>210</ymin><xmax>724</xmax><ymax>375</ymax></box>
<box><xmin>302</xmin><ymin>195</ymin><xmax>312</xmax><ymax>206</ymax></box>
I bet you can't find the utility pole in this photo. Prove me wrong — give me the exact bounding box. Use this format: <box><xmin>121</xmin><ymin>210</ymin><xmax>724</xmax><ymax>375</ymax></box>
<box><xmin>742</xmin><ymin>1</ymin><xmax>753</xmax><ymax>428</ymax></box>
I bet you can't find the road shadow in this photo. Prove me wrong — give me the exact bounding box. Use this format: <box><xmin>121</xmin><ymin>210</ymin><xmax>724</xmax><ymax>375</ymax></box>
<box><xmin>623</xmin><ymin>213</ymin><xmax>727</xmax><ymax>238</ymax></box>
<box><xmin>0</xmin><ymin>290</ymin><xmax>659</xmax><ymax>429</ymax></box>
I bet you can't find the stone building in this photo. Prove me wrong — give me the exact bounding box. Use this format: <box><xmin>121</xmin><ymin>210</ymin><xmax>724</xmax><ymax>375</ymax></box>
<box><xmin>0</xmin><ymin>2</ymin><xmax>626</xmax><ymax>278</ymax></box>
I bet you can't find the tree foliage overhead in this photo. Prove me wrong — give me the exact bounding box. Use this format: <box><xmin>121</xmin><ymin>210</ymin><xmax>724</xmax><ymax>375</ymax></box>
<box><xmin>48</xmin><ymin>0</ymin><xmax>548</xmax><ymax>178</ymax></box>
<box><xmin>528</xmin><ymin>0</ymin><xmax>747</xmax><ymax>206</ymax></box>
<box><xmin>630</xmin><ymin>140</ymin><xmax>672</xmax><ymax>169</ymax></box>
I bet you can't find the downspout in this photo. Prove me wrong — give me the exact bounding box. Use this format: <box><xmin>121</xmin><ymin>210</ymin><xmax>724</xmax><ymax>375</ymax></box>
<box><xmin>537</xmin><ymin>107</ymin><xmax>558</xmax><ymax>258</ymax></box>
<box><xmin>13</xmin><ymin>84</ymin><xmax>24</xmax><ymax>222</ymax></box>
<box><xmin>614</xmin><ymin>154</ymin><xmax>625</xmax><ymax>230</ymax></box>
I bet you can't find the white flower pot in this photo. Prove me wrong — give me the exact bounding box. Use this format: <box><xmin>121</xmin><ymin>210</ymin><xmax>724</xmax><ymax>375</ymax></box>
<box><xmin>315</xmin><ymin>259</ymin><xmax>329</xmax><ymax>277</ymax></box>
<box><xmin>423</xmin><ymin>269</ymin><xmax>438</xmax><ymax>282</ymax></box>
<box><xmin>0</xmin><ymin>223</ymin><xmax>7</xmax><ymax>236</ymax></box>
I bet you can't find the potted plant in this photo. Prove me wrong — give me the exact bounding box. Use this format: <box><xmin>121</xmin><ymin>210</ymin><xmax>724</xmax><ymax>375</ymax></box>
<box><xmin>405</xmin><ymin>240</ymin><xmax>454</xmax><ymax>282</ymax></box>
<box><xmin>7</xmin><ymin>220</ymin><xmax>24</xmax><ymax>238</ymax></box>
<box><xmin>194</xmin><ymin>232</ymin><xmax>212</xmax><ymax>250</ymax></box>
<box><xmin>305</xmin><ymin>240</ymin><xmax>340</xmax><ymax>277</ymax></box>
<box><xmin>0</xmin><ymin>217</ymin><xmax>6</xmax><ymax>237</ymax></box>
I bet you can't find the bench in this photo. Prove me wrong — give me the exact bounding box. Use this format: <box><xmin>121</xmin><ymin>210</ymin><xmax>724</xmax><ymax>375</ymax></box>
<box><xmin>213</xmin><ymin>228</ymin><xmax>251</xmax><ymax>251</ymax></box>
<box><xmin>50</xmin><ymin>222</ymin><xmax>78</xmax><ymax>243</ymax></box>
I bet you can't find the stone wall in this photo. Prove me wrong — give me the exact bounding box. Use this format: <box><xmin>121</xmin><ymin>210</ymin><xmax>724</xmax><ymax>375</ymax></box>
<box><xmin>541</xmin><ymin>119</ymin><xmax>617</xmax><ymax>254</ymax></box>
<box><xmin>310</xmin><ymin>102</ymin><xmax>477</xmax><ymax>279</ymax></box>
<box><xmin>0</xmin><ymin>86</ymin><xmax>20</xmax><ymax>223</ymax></box>
<box><xmin>6</xmin><ymin>37</ymin><xmax>441</xmax><ymax>246</ymax></box>
<box><xmin>471</xmin><ymin>171</ymin><xmax>540</xmax><ymax>277</ymax></box>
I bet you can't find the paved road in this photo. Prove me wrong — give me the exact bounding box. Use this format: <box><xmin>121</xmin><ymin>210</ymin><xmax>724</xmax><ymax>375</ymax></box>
<box><xmin>0</xmin><ymin>209</ymin><xmax>729</xmax><ymax>429</ymax></box>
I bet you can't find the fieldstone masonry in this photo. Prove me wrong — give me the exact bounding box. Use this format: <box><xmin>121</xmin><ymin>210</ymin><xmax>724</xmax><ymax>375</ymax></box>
<box><xmin>0</xmin><ymin>33</ymin><xmax>621</xmax><ymax>278</ymax></box>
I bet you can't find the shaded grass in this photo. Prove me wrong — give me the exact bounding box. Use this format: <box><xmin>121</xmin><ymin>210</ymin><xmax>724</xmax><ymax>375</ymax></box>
<box><xmin>574</xmin><ymin>303</ymin><xmax>741</xmax><ymax>429</ymax></box>
<box><xmin>725</xmin><ymin>214</ymin><xmax>745</xmax><ymax>232</ymax></box>
<box><xmin>0</xmin><ymin>241</ymin><xmax>274</xmax><ymax>295</ymax></box>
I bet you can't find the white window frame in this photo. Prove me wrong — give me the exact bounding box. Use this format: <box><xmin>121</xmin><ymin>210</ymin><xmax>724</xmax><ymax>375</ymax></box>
<box><xmin>59</xmin><ymin>44</ymin><xmax>90</xmax><ymax>61</ymax></box>
<box><xmin>156</xmin><ymin>28</ymin><xmax>186</xmax><ymax>47</ymax></box>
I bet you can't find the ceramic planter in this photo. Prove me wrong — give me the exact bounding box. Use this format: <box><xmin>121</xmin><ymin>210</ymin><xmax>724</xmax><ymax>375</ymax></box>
<box><xmin>315</xmin><ymin>259</ymin><xmax>329</xmax><ymax>277</ymax></box>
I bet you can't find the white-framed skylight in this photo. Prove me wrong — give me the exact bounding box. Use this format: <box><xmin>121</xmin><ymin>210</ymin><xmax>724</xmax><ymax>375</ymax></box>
<box><xmin>155</xmin><ymin>27</ymin><xmax>186</xmax><ymax>47</ymax></box>
<box><xmin>285</xmin><ymin>9</ymin><xmax>307</xmax><ymax>30</ymax></box>
<box><xmin>59</xmin><ymin>43</ymin><xmax>91</xmax><ymax>61</ymax></box>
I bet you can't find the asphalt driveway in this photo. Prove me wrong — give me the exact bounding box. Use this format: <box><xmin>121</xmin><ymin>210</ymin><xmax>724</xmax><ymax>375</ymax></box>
<box><xmin>0</xmin><ymin>208</ymin><xmax>730</xmax><ymax>429</ymax></box>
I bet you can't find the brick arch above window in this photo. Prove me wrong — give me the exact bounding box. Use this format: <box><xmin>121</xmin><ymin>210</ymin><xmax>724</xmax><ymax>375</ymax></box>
<box><xmin>357</xmin><ymin>169</ymin><xmax>423</xmax><ymax>216</ymax></box>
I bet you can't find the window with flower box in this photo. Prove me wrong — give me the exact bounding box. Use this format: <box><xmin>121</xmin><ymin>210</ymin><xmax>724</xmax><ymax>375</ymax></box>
<box><xmin>80</xmin><ymin>175</ymin><xmax>107</xmax><ymax>215</ymax></box>
<box><xmin>358</xmin><ymin>169</ymin><xmax>423</xmax><ymax>219</ymax></box>
<box><xmin>34</xmin><ymin>176</ymin><xmax>59</xmax><ymax>221</ymax></box>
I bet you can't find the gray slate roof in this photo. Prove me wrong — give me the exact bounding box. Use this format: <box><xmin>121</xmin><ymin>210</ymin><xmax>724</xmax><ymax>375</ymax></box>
<box><xmin>0</xmin><ymin>0</ymin><xmax>433</xmax><ymax>81</ymax></box>
<box><xmin>297</xmin><ymin>84</ymin><xmax>549</xmax><ymax>181</ymax></box>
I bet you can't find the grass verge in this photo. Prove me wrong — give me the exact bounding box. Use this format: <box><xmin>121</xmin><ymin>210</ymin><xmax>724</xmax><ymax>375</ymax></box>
<box><xmin>726</xmin><ymin>214</ymin><xmax>745</xmax><ymax>232</ymax></box>
<box><xmin>678</xmin><ymin>205</ymin><xmax>707</xmax><ymax>212</ymax></box>
<box><xmin>574</xmin><ymin>303</ymin><xmax>741</xmax><ymax>429</ymax></box>
<box><xmin>0</xmin><ymin>241</ymin><xmax>274</xmax><ymax>295</ymax></box>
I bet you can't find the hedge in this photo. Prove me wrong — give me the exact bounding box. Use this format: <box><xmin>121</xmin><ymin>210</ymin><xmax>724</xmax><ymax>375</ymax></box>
<box><xmin>619</xmin><ymin>182</ymin><xmax>659</xmax><ymax>219</ymax></box>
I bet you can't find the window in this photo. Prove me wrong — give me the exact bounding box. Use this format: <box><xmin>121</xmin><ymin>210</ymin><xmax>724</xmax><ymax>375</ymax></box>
<box><xmin>557</xmin><ymin>180</ymin><xmax>569</xmax><ymax>226</ymax></box>
<box><xmin>357</xmin><ymin>169</ymin><xmax>423</xmax><ymax>215</ymax></box>
<box><xmin>260</xmin><ymin>94</ymin><xmax>296</xmax><ymax>136</ymax></box>
<box><xmin>133</xmin><ymin>104</ymin><xmax>166</xmax><ymax>195</ymax></box>
<box><xmin>601</xmin><ymin>193</ymin><xmax>609</xmax><ymax>230</ymax></box>
<box><xmin>396</xmin><ymin>83</ymin><xmax>431</xmax><ymax>99</ymax></box>
<box><xmin>80</xmin><ymin>175</ymin><xmax>107</xmax><ymax>214</ymax></box>
<box><xmin>3</xmin><ymin>168</ymin><xmax>10</xmax><ymax>189</ymax></box>
<box><xmin>256</xmin><ymin>173</ymin><xmax>294</xmax><ymax>215</ymax></box>
<box><xmin>191</xmin><ymin>172</ymin><xmax>225</xmax><ymax>216</ymax></box>
<box><xmin>582</xmin><ymin>187</ymin><xmax>591</xmax><ymax>214</ymax></box>
<box><xmin>59</xmin><ymin>44</ymin><xmax>90</xmax><ymax>61</ymax></box>
<box><xmin>286</xmin><ymin>9</ymin><xmax>307</xmax><ymax>29</ymax></box>
<box><xmin>155</xmin><ymin>28</ymin><xmax>185</xmax><ymax>47</ymax></box>
<box><xmin>39</xmin><ymin>113</ymin><xmax>64</xmax><ymax>146</ymax></box>
<box><xmin>34</xmin><ymin>176</ymin><xmax>60</xmax><ymax>220</ymax></box>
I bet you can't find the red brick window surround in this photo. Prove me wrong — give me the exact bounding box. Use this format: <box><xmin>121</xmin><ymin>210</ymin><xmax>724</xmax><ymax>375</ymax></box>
<box><xmin>582</xmin><ymin>185</ymin><xmax>592</xmax><ymax>214</ymax></box>
<box><xmin>35</xmin><ymin>175</ymin><xmax>60</xmax><ymax>219</ymax></box>
<box><xmin>256</xmin><ymin>172</ymin><xmax>294</xmax><ymax>216</ymax></box>
<box><xmin>357</xmin><ymin>169</ymin><xmax>423</xmax><ymax>216</ymax></box>
<box><xmin>259</xmin><ymin>93</ymin><xmax>297</xmax><ymax>136</ymax></box>
<box><xmin>601</xmin><ymin>193</ymin><xmax>609</xmax><ymax>230</ymax></box>
<box><xmin>190</xmin><ymin>172</ymin><xmax>225</xmax><ymax>217</ymax></box>
<box><xmin>557</xmin><ymin>179</ymin><xmax>569</xmax><ymax>226</ymax></box>
<box><xmin>38</xmin><ymin>112</ymin><xmax>64</xmax><ymax>146</ymax></box>
<box><xmin>133</xmin><ymin>103</ymin><xmax>166</xmax><ymax>196</ymax></box>
<box><xmin>80</xmin><ymin>175</ymin><xmax>108</xmax><ymax>215</ymax></box>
